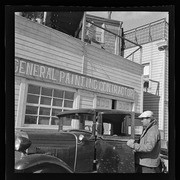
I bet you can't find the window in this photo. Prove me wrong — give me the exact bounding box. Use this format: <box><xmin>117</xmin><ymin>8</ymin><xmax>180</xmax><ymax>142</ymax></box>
<box><xmin>96</xmin><ymin>32</ymin><xmax>102</xmax><ymax>42</ymax></box>
<box><xmin>95</xmin><ymin>27</ymin><xmax>104</xmax><ymax>43</ymax></box>
<box><xmin>101</xmin><ymin>114</ymin><xmax>131</xmax><ymax>136</ymax></box>
<box><xmin>143</xmin><ymin>63</ymin><xmax>150</xmax><ymax>78</ymax></box>
<box><xmin>143</xmin><ymin>63</ymin><xmax>150</xmax><ymax>91</ymax></box>
<box><xmin>59</xmin><ymin>114</ymin><xmax>94</xmax><ymax>131</ymax></box>
<box><xmin>25</xmin><ymin>84</ymin><xmax>75</xmax><ymax>126</ymax></box>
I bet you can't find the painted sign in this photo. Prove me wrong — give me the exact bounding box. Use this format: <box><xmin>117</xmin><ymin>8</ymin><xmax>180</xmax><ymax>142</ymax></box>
<box><xmin>96</xmin><ymin>97</ymin><xmax>112</xmax><ymax>109</ymax></box>
<box><xmin>116</xmin><ymin>100</ymin><xmax>132</xmax><ymax>112</ymax></box>
<box><xmin>15</xmin><ymin>58</ymin><xmax>135</xmax><ymax>100</ymax></box>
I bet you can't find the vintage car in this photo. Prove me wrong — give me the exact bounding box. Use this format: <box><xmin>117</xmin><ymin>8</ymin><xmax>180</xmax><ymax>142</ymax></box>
<box><xmin>14</xmin><ymin>108</ymin><xmax>165</xmax><ymax>173</ymax></box>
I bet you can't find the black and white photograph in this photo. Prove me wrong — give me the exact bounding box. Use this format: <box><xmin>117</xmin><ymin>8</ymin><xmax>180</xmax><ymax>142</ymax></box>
<box><xmin>5</xmin><ymin>5</ymin><xmax>175</xmax><ymax>179</ymax></box>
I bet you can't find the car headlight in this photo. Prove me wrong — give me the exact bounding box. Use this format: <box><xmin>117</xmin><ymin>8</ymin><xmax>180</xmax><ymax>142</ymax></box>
<box><xmin>78</xmin><ymin>134</ymin><xmax>84</xmax><ymax>141</ymax></box>
<box><xmin>15</xmin><ymin>131</ymin><xmax>31</xmax><ymax>153</ymax></box>
<box><xmin>15</xmin><ymin>136</ymin><xmax>31</xmax><ymax>153</ymax></box>
<box><xmin>15</xmin><ymin>138</ymin><xmax>21</xmax><ymax>151</ymax></box>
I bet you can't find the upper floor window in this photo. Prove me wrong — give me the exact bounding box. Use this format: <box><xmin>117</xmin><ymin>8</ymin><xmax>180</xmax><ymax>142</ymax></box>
<box><xmin>95</xmin><ymin>26</ymin><xmax>104</xmax><ymax>43</ymax></box>
<box><xmin>143</xmin><ymin>63</ymin><xmax>150</xmax><ymax>78</ymax></box>
<box><xmin>143</xmin><ymin>63</ymin><xmax>150</xmax><ymax>91</ymax></box>
<box><xmin>24</xmin><ymin>84</ymin><xmax>75</xmax><ymax>126</ymax></box>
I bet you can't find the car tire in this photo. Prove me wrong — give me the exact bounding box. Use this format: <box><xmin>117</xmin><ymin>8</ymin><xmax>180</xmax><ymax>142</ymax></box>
<box><xmin>31</xmin><ymin>164</ymin><xmax>71</xmax><ymax>173</ymax></box>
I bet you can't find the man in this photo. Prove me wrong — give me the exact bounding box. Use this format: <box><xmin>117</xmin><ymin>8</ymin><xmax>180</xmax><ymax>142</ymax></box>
<box><xmin>127</xmin><ymin>110</ymin><xmax>161</xmax><ymax>173</ymax></box>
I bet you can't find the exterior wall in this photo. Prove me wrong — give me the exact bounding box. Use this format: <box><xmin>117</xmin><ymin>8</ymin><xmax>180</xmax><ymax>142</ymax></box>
<box><xmin>15</xmin><ymin>77</ymin><xmax>21</xmax><ymax>124</ymax></box>
<box><xmin>85</xmin><ymin>15</ymin><xmax>123</xmax><ymax>56</ymax></box>
<box><xmin>104</xmin><ymin>24</ymin><xmax>118</xmax><ymax>54</ymax></box>
<box><xmin>15</xmin><ymin>16</ymin><xmax>84</xmax><ymax>73</ymax></box>
<box><xmin>164</xmin><ymin>48</ymin><xmax>169</xmax><ymax>140</ymax></box>
<box><xmin>124</xmin><ymin>39</ymin><xmax>168</xmax><ymax>139</ymax></box>
<box><xmin>85</xmin><ymin>44</ymin><xmax>143</xmax><ymax>113</ymax></box>
<box><xmin>79</xmin><ymin>90</ymin><xmax>94</xmax><ymax>109</ymax></box>
<box><xmin>15</xmin><ymin>15</ymin><xmax>143</xmax><ymax>130</ymax></box>
<box><xmin>143</xmin><ymin>92</ymin><xmax>160</xmax><ymax>122</ymax></box>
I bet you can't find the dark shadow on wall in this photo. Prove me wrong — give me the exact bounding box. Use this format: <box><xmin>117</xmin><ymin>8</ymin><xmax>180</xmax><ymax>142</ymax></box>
<box><xmin>143</xmin><ymin>92</ymin><xmax>160</xmax><ymax>122</ymax></box>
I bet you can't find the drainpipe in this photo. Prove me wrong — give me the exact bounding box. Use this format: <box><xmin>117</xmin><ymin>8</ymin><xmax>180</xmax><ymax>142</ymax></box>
<box><xmin>81</xmin><ymin>12</ymin><xmax>87</xmax><ymax>74</ymax></box>
<box><xmin>140</xmin><ymin>47</ymin><xmax>143</xmax><ymax>64</ymax></box>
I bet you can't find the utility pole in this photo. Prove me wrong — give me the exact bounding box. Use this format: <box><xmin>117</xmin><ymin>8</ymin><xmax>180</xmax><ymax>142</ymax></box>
<box><xmin>43</xmin><ymin>12</ymin><xmax>47</xmax><ymax>24</ymax></box>
<box><xmin>81</xmin><ymin>12</ymin><xmax>87</xmax><ymax>42</ymax></box>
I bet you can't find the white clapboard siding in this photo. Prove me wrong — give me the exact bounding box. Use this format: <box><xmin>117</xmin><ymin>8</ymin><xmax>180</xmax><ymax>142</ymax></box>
<box><xmin>164</xmin><ymin>50</ymin><xmax>169</xmax><ymax>140</ymax></box>
<box><xmin>15</xmin><ymin>15</ymin><xmax>143</xmax><ymax>113</ymax></box>
<box><xmin>84</xmin><ymin>44</ymin><xmax>143</xmax><ymax>112</ymax></box>
<box><xmin>15</xmin><ymin>33</ymin><xmax>83</xmax><ymax>60</ymax></box>
<box><xmin>15</xmin><ymin>15</ymin><xmax>84</xmax><ymax>73</ymax></box>
<box><xmin>125</xmin><ymin>41</ymin><xmax>165</xmax><ymax>95</ymax></box>
<box><xmin>86</xmin><ymin>59</ymin><xmax>142</xmax><ymax>86</ymax></box>
<box><xmin>143</xmin><ymin>41</ymin><xmax>164</xmax><ymax>130</ymax></box>
<box><xmin>15</xmin><ymin>34</ymin><xmax>83</xmax><ymax>72</ymax></box>
<box><xmin>124</xmin><ymin>47</ymin><xmax>141</xmax><ymax>63</ymax></box>
<box><xmin>143</xmin><ymin>92</ymin><xmax>160</xmax><ymax>120</ymax></box>
<box><xmin>79</xmin><ymin>95</ymin><xmax>94</xmax><ymax>108</ymax></box>
<box><xmin>14</xmin><ymin>29</ymin><xmax>83</xmax><ymax>58</ymax></box>
<box><xmin>86</xmin><ymin>44</ymin><xmax>142</xmax><ymax>76</ymax></box>
<box><xmin>15</xmin><ymin>15</ymin><xmax>83</xmax><ymax>55</ymax></box>
<box><xmin>125</xmin><ymin>40</ymin><xmax>167</xmax><ymax>131</ymax></box>
<box><xmin>15</xmin><ymin>77</ymin><xmax>21</xmax><ymax>123</ymax></box>
<box><xmin>164</xmin><ymin>50</ymin><xmax>169</xmax><ymax>102</ymax></box>
<box><xmin>164</xmin><ymin>102</ymin><xmax>168</xmax><ymax>141</ymax></box>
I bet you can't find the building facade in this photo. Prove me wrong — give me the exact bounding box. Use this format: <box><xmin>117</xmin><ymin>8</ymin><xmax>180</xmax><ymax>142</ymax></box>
<box><xmin>15</xmin><ymin>14</ymin><xmax>143</xmax><ymax>131</ymax></box>
<box><xmin>83</xmin><ymin>14</ymin><xmax>124</xmax><ymax>56</ymax></box>
<box><xmin>124</xmin><ymin>18</ymin><xmax>169</xmax><ymax>140</ymax></box>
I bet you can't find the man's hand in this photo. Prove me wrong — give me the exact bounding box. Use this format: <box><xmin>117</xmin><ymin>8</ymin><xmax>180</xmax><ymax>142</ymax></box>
<box><xmin>127</xmin><ymin>139</ymin><xmax>135</xmax><ymax>148</ymax></box>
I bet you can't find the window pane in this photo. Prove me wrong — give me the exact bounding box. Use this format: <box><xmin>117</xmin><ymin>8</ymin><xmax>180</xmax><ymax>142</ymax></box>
<box><xmin>53</xmin><ymin>98</ymin><xmax>63</xmax><ymax>107</ymax></box>
<box><xmin>27</xmin><ymin>95</ymin><xmax>39</xmax><ymax>104</ymax></box>
<box><xmin>51</xmin><ymin>117</ymin><xmax>59</xmax><ymax>125</ymax></box>
<box><xmin>26</xmin><ymin>106</ymin><xmax>38</xmax><ymax>114</ymax></box>
<box><xmin>54</xmin><ymin>89</ymin><xmax>64</xmax><ymax>98</ymax></box>
<box><xmin>38</xmin><ymin>116</ymin><xmax>50</xmax><ymax>125</ymax></box>
<box><xmin>40</xmin><ymin>96</ymin><xmax>51</xmax><ymax>105</ymax></box>
<box><xmin>143</xmin><ymin>64</ymin><xmax>150</xmax><ymax>76</ymax></box>
<box><xmin>41</xmin><ymin>87</ymin><xmax>52</xmax><ymax>96</ymax></box>
<box><xmin>28</xmin><ymin>85</ymin><xmax>40</xmax><ymax>94</ymax></box>
<box><xmin>64</xmin><ymin>100</ymin><xmax>73</xmax><ymax>108</ymax></box>
<box><xmin>52</xmin><ymin>108</ymin><xmax>62</xmax><ymax>116</ymax></box>
<box><xmin>39</xmin><ymin>107</ymin><xmax>50</xmax><ymax>115</ymax></box>
<box><xmin>65</xmin><ymin>91</ymin><xmax>74</xmax><ymax>100</ymax></box>
<box><xmin>25</xmin><ymin>115</ymin><xmax>37</xmax><ymax>124</ymax></box>
<box><xmin>63</xmin><ymin>118</ymin><xmax>71</xmax><ymax>126</ymax></box>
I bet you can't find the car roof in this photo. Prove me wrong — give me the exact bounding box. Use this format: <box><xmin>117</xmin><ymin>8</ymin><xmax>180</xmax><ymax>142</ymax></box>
<box><xmin>56</xmin><ymin>108</ymin><xmax>133</xmax><ymax>117</ymax></box>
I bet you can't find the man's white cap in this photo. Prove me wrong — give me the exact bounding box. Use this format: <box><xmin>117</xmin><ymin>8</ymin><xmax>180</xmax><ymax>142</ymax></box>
<box><xmin>138</xmin><ymin>110</ymin><xmax>154</xmax><ymax>119</ymax></box>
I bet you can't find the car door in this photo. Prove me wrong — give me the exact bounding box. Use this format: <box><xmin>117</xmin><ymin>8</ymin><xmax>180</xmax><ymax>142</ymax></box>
<box><xmin>95</xmin><ymin>112</ymin><xmax>135</xmax><ymax>173</ymax></box>
<box><xmin>74</xmin><ymin>113</ymin><xmax>97</xmax><ymax>173</ymax></box>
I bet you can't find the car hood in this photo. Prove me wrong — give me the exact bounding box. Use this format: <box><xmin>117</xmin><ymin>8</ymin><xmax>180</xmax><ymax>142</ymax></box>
<box><xmin>25</xmin><ymin>130</ymin><xmax>79</xmax><ymax>170</ymax></box>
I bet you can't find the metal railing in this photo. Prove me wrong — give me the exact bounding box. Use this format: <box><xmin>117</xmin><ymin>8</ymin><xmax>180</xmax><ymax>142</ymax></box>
<box><xmin>124</xmin><ymin>18</ymin><xmax>168</xmax><ymax>49</ymax></box>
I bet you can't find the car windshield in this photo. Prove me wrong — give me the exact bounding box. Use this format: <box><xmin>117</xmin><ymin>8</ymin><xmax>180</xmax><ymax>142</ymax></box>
<box><xmin>58</xmin><ymin>113</ymin><xmax>94</xmax><ymax>132</ymax></box>
<box><xmin>101</xmin><ymin>113</ymin><xmax>132</xmax><ymax>136</ymax></box>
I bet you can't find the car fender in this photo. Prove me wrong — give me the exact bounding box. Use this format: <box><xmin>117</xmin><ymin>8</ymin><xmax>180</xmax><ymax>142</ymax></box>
<box><xmin>15</xmin><ymin>154</ymin><xmax>73</xmax><ymax>173</ymax></box>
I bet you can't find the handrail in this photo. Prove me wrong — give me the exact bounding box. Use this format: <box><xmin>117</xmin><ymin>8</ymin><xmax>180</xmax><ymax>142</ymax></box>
<box><xmin>124</xmin><ymin>18</ymin><xmax>168</xmax><ymax>51</ymax></box>
<box><xmin>124</xmin><ymin>18</ymin><xmax>166</xmax><ymax>34</ymax></box>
